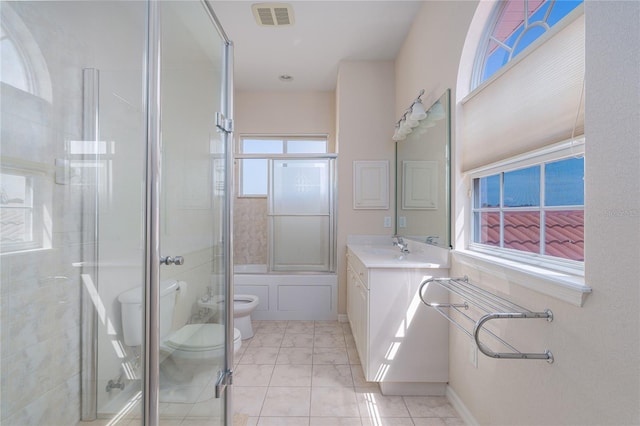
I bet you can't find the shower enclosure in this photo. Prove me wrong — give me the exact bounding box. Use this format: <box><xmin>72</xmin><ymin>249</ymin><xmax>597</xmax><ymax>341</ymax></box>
<box><xmin>233</xmin><ymin>152</ymin><xmax>338</xmax><ymax>320</ymax></box>
<box><xmin>0</xmin><ymin>1</ymin><xmax>234</xmax><ymax>425</ymax></box>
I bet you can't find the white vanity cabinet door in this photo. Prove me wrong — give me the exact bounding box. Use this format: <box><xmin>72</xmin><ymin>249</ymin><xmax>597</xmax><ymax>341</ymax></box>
<box><xmin>346</xmin><ymin>248</ymin><xmax>449</xmax><ymax>394</ymax></box>
<box><xmin>346</xmin><ymin>259</ymin><xmax>369</xmax><ymax>368</ymax></box>
<box><xmin>366</xmin><ymin>268</ymin><xmax>449</xmax><ymax>386</ymax></box>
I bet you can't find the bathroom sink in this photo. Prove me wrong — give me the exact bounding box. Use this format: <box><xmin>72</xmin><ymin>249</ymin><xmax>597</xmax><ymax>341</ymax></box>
<box><xmin>360</xmin><ymin>247</ymin><xmax>412</xmax><ymax>260</ymax></box>
<box><xmin>347</xmin><ymin>244</ymin><xmax>446</xmax><ymax>268</ymax></box>
<box><xmin>360</xmin><ymin>247</ymin><xmax>402</xmax><ymax>256</ymax></box>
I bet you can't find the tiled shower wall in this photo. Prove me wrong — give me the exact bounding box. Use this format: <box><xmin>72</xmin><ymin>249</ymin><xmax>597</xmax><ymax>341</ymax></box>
<box><xmin>1</xmin><ymin>3</ymin><xmax>92</xmax><ymax>424</ymax></box>
<box><xmin>233</xmin><ymin>197</ymin><xmax>268</xmax><ymax>266</ymax></box>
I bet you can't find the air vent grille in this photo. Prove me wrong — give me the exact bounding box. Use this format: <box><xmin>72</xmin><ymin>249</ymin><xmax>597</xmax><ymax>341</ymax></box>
<box><xmin>252</xmin><ymin>3</ymin><xmax>294</xmax><ymax>27</ymax></box>
<box><xmin>273</xmin><ymin>8</ymin><xmax>290</xmax><ymax>25</ymax></box>
<box><xmin>257</xmin><ymin>8</ymin><xmax>274</xmax><ymax>25</ymax></box>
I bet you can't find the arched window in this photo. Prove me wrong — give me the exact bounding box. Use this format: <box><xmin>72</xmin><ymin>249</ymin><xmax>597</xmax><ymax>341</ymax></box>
<box><xmin>473</xmin><ymin>0</ymin><xmax>583</xmax><ymax>89</ymax></box>
<box><xmin>0</xmin><ymin>24</ymin><xmax>32</xmax><ymax>93</ymax></box>
<box><xmin>0</xmin><ymin>3</ymin><xmax>52</xmax><ymax>102</ymax></box>
<box><xmin>458</xmin><ymin>0</ymin><xmax>586</xmax><ymax>287</ymax></box>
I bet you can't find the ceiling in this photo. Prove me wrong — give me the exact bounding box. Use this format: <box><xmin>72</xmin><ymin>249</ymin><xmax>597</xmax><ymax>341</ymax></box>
<box><xmin>210</xmin><ymin>1</ymin><xmax>424</xmax><ymax>91</ymax></box>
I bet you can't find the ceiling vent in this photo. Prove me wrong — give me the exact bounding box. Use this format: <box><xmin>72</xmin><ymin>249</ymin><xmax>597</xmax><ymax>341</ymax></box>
<box><xmin>252</xmin><ymin>3</ymin><xmax>294</xmax><ymax>27</ymax></box>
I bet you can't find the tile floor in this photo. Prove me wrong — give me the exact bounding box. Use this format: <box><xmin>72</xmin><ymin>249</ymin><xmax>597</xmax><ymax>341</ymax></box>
<box><xmin>233</xmin><ymin>320</ymin><xmax>463</xmax><ymax>426</ymax></box>
<box><xmin>80</xmin><ymin>320</ymin><xmax>463</xmax><ymax>426</ymax></box>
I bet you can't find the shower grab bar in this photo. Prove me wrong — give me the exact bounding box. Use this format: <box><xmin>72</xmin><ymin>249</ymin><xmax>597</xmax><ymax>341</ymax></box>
<box><xmin>419</xmin><ymin>276</ymin><xmax>554</xmax><ymax>363</ymax></box>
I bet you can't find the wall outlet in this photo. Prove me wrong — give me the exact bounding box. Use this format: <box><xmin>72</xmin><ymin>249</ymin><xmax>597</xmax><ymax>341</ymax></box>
<box><xmin>383</xmin><ymin>216</ymin><xmax>392</xmax><ymax>228</ymax></box>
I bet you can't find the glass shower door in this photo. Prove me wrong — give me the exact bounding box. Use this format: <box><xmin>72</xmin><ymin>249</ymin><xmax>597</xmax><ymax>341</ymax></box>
<box><xmin>156</xmin><ymin>1</ymin><xmax>230</xmax><ymax>424</ymax></box>
<box><xmin>0</xmin><ymin>1</ymin><xmax>232</xmax><ymax>424</ymax></box>
<box><xmin>269</xmin><ymin>158</ymin><xmax>335</xmax><ymax>272</ymax></box>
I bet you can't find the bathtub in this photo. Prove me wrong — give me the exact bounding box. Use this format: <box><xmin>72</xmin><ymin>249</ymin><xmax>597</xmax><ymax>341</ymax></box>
<box><xmin>233</xmin><ymin>265</ymin><xmax>337</xmax><ymax>320</ymax></box>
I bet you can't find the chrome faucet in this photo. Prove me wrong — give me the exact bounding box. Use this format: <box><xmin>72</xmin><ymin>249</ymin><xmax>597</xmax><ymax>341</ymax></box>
<box><xmin>393</xmin><ymin>235</ymin><xmax>410</xmax><ymax>253</ymax></box>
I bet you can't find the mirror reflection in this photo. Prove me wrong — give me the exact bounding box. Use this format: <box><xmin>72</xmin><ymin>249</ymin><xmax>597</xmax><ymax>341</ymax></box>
<box><xmin>395</xmin><ymin>89</ymin><xmax>451</xmax><ymax>248</ymax></box>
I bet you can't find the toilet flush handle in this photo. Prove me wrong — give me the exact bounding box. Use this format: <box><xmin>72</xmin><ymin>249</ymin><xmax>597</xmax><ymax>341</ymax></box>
<box><xmin>160</xmin><ymin>255</ymin><xmax>184</xmax><ymax>266</ymax></box>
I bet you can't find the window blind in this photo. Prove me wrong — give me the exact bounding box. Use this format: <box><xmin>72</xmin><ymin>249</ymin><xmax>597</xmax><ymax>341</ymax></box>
<box><xmin>461</xmin><ymin>12</ymin><xmax>585</xmax><ymax>172</ymax></box>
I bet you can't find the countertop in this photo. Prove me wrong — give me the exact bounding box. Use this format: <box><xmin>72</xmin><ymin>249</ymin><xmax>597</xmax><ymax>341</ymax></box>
<box><xmin>347</xmin><ymin>244</ymin><xmax>450</xmax><ymax>269</ymax></box>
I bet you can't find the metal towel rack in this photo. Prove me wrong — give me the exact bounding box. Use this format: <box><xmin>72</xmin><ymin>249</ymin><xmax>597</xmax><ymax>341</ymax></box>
<box><xmin>419</xmin><ymin>276</ymin><xmax>554</xmax><ymax>363</ymax></box>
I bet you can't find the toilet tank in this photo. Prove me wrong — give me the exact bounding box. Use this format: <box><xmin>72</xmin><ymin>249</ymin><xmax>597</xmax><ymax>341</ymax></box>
<box><xmin>118</xmin><ymin>280</ymin><xmax>180</xmax><ymax>346</ymax></box>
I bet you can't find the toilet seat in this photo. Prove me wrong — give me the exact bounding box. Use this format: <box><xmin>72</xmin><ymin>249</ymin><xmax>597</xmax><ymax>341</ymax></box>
<box><xmin>233</xmin><ymin>294</ymin><xmax>259</xmax><ymax>315</ymax></box>
<box><xmin>202</xmin><ymin>294</ymin><xmax>259</xmax><ymax>340</ymax></box>
<box><xmin>162</xmin><ymin>324</ymin><xmax>241</xmax><ymax>359</ymax></box>
<box><xmin>209</xmin><ymin>294</ymin><xmax>258</xmax><ymax>304</ymax></box>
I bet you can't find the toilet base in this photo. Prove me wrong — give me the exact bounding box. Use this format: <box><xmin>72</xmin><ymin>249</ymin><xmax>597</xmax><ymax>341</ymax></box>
<box><xmin>236</xmin><ymin>315</ymin><xmax>254</xmax><ymax>340</ymax></box>
<box><xmin>159</xmin><ymin>358</ymin><xmax>219</xmax><ymax>404</ymax></box>
<box><xmin>160</xmin><ymin>383</ymin><xmax>207</xmax><ymax>404</ymax></box>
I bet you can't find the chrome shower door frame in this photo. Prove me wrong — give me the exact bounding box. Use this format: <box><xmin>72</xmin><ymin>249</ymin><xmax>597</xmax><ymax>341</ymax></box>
<box><xmin>144</xmin><ymin>1</ymin><xmax>234</xmax><ymax>425</ymax></box>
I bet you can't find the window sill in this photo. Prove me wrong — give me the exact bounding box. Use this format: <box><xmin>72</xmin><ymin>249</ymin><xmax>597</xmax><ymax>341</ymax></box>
<box><xmin>0</xmin><ymin>246</ymin><xmax>52</xmax><ymax>257</ymax></box>
<box><xmin>452</xmin><ymin>249</ymin><xmax>591</xmax><ymax>307</ymax></box>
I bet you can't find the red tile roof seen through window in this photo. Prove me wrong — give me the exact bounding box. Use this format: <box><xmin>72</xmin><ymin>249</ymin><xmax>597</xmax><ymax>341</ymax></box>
<box><xmin>479</xmin><ymin>210</ymin><xmax>584</xmax><ymax>261</ymax></box>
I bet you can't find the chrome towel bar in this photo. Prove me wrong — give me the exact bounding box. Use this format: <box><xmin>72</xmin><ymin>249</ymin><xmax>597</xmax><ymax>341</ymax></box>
<box><xmin>419</xmin><ymin>276</ymin><xmax>554</xmax><ymax>363</ymax></box>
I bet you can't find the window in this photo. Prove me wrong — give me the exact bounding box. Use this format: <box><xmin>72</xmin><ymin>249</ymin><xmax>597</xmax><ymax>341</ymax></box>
<box><xmin>237</xmin><ymin>136</ymin><xmax>327</xmax><ymax>197</ymax></box>
<box><xmin>459</xmin><ymin>1</ymin><xmax>588</xmax><ymax>304</ymax></box>
<box><xmin>0</xmin><ymin>172</ymin><xmax>35</xmax><ymax>249</ymax></box>
<box><xmin>473</xmin><ymin>0</ymin><xmax>583</xmax><ymax>88</ymax></box>
<box><xmin>470</xmin><ymin>142</ymin><xmax>584</xmax><ymax>265</ymax></box>
<box><xmin>0</xmin><ymin>24</ymin><xmax>31</xmax><ymax>93</ymax></box>
<box><xmin>0</xmin><ymin>167</ymin><xmax>51</xmax><ymax>253</ymax></box>
<box><xmin>0</xmin><ymin>4</ymin><xmax>52</xmax><ymax>102</ymax></box>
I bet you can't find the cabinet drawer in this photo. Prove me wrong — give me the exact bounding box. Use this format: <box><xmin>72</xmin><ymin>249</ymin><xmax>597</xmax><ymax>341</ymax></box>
<box><xmin>346</xmin><ymin>249</ymin><xmax>368</xmax><ymax>288</ymax></box>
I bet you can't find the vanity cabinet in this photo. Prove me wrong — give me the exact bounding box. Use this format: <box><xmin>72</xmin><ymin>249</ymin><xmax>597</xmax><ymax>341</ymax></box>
<box><xmin>346</xmin><ymin>253</ymin><xmax>369</xmax><ymax>370</ymax></box>
<box><xmin>346</xmin><ymin>246</ymin><xmax>450</xmax><ymax>395</ymax></box>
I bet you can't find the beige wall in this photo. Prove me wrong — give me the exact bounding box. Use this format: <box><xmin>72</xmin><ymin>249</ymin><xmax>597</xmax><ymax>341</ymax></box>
<box><xmin>394</xmin><ymin>1</ymin><xmax>474</xmax><ymax>120</ymax></box>
<box><xmin>335</xmin><ymin>61</ymin><xmax>396</xmax><ymax>314</ymax></box>
<box><xmin>234</xmin><ymin>90</ymin><xmax>336</xmax><ymax>149</ymax></box>
<box><xmin>396</xmin><ymin>1</ymin><xmax>640</xmax><ymax>425</ymax></box>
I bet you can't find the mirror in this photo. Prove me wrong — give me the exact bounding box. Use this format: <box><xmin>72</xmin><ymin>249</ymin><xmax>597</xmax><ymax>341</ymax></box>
<box><xmin>395</xmin><ymin>89</ymin><xmax>451</xmax><ymax>248</ymax></box>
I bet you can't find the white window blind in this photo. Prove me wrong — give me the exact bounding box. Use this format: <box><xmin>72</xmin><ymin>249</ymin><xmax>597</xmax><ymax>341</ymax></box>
<box><xmin>461</xmin><ymin>10</ymin><xmax>585</xmax><ymax>172</ymax></box>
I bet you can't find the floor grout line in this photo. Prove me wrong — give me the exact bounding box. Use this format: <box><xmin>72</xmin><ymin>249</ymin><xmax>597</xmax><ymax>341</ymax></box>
<box><xmin>131</xmin><ymin>319</ymin><xmax>465</xmax><ymax>426</ymax></box>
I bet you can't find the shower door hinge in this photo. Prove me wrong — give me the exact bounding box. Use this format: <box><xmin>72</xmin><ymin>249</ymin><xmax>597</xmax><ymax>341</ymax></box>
<box><xmin>215</xmin><ymin>369</ymin><xmax>233</xmax><ymax>398</ymax></box>
<box><xmin>215</xmin><ymin>112</ymin><xmax>233</xmax><ymax>133</ymax></box>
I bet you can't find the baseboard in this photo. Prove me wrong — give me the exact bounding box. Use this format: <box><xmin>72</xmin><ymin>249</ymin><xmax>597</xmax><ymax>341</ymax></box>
<box><xmin>338</xmin><ymin>314</ymin><xmax>348</xmax><ymax>323</ymax></box>
<box><xmin>446</xmin><ymin>385</ymin><xmax>478</xmax><ymax>426</ymax></box>
<box><xmin>379</xmin><ymin>381</ymin><xmax>446</xmax><ymax>396</ymax></box>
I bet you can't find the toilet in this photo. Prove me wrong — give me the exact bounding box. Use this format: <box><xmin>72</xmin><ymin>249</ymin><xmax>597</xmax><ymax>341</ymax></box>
<box><xmin>198</xmin><ymin>293</ymin><xmax>260</xmax><ymax>340</ymax></box>
<box><xmin>119</xmin><ymin>280</ymin><xmax>242</xmax><ymax>403</ymax></box>
<box><xmin>233</xmin><ymin>294</ymin><xmax>260</xmax><ymax>340</ymax></box>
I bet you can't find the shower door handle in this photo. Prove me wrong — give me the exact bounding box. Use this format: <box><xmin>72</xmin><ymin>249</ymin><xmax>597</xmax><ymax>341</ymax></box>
<box><xmin>160</xmin><ymin>256</ymin><xmax>184</xmax><ymax>266</ymax></box>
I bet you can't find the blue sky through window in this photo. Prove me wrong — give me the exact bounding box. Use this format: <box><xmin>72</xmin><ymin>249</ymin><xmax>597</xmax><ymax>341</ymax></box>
<box><xmin>478</xmin><ymin>157</ymin><xmax>584</xmax><ymax>209</ymax></box>
<box><xmin>478</xmin><ymin>174</ymin><xmax>500</xmax><ymax>207</ymax></box>
<box><xmin>545</xmin><ymin>157</ymin><xmax>584</xmax><ymax>206</ymax></box>
<box><xmin>504</xmin><ymin>166</ymin><xmax>540</xmax><ymax>207</ymax></box>
<box><xmin>239</xmin><ymin>137</ymin><xmax>328</xmax><ymax>196</ymax></box>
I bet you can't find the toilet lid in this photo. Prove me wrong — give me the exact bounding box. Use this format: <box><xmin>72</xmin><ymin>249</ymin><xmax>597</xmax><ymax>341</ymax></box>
<box><xmin>164</xmin><ymin>324</ymin><xmax>239</xmax><ymax>351</ymax></box>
